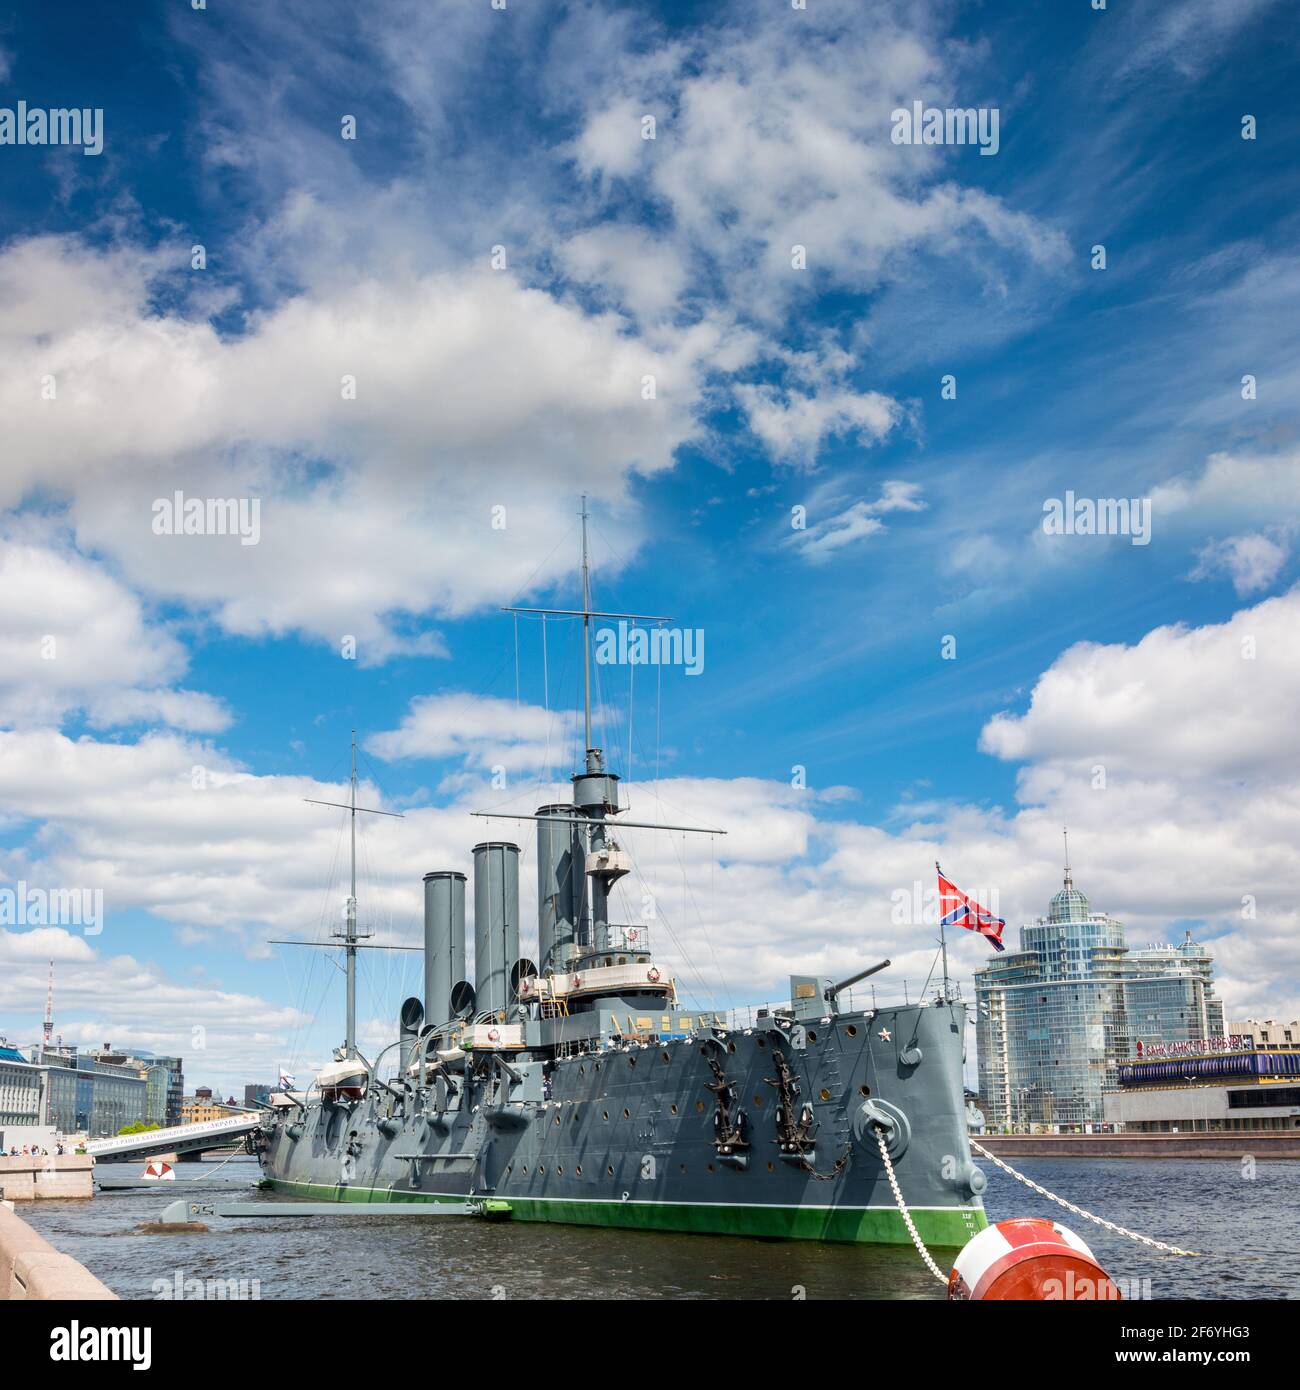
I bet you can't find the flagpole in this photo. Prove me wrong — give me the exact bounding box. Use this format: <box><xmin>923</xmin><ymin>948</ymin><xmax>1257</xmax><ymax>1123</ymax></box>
<box><xmin>936</xmin><ymin>861</ymin><xmax>950</xmax><ymax>1003</ymax></box>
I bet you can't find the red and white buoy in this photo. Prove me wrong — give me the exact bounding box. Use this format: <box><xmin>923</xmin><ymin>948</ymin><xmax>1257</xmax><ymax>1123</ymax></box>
<box><xmin>948</xmin><ymin>1218</ymin><xmax>1122</xmax><ymax>1300</ymax></box>
<box><xmin>141</xmin><ymin>1160</ymin><xmax>176</xmax><ymax>1181</ymax></box>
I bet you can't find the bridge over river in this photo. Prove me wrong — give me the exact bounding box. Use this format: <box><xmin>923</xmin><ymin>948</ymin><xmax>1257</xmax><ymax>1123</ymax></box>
<box><xmin>85</xmin><ymin>1112</ymin><xmax>262</xmax><ymax>1163</ymax></box>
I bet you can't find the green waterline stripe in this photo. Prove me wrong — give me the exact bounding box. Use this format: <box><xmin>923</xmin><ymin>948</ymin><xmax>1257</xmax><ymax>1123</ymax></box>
<box><xmin>265</xmin><ymin>1178</ymin><xmax>986</xmax><ymax>1246</ymax></box>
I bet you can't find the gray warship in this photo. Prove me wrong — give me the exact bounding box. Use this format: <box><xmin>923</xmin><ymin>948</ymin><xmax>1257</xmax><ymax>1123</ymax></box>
<box><xmin>255</xmin><ymin>507</ymin><xmax>989</xmax><ymax>1247</ymax></box>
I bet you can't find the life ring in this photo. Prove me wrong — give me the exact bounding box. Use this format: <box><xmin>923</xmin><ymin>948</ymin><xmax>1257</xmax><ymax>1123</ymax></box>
<box><xmin>647</xmin><ymin>967</ymin><xmax>661</xmax><ymax>983</ymax></box>
<box><xmin>572</xmin><ymin>975</ymin><xmax>582</xmax><ymax>990</ymax></box>
<box><xmin>626</xmin><ymin>929</ymin><xmax>639</xmax><ymax>942</ymax></box>
<box><xmin>519</xmin><ymin>979</ymin><xmax>532</xmax><ymax>996</ymax></box>
<box><xmin>487</xmin><ymin>1028</ymin><xmax>501</xmax><ymax>1043</ymax></box>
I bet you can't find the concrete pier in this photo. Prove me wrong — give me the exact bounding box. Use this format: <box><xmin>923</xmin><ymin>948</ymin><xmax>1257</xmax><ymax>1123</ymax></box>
<box><xmin>0</xmin><ymin>1203</ymin><xmax>117</xmax><ymax>1299</ymax></box>
<box><xmin>0</xmin><ymin>1153</ymin><xmax>96</xmax><ymax>1200</ymax></box>
<box><xmin>974</xmin><ymin>1131</ymin><xmax>1300</xmax><ymax>1159</ymax></box>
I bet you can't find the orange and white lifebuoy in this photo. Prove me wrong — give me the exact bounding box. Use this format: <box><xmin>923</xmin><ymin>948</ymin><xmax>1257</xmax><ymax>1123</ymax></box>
<box><xmin>647</xmin><ymin>967</ymin><xmax>661</xmax><ymax>983</ymax></box>
<box><xmin>142</xmin><ymin>1161</ymin><xmax>175</xmax><ymax>1181</ymax></box>
<box><xmin>948</xmin><ymin>1219</ymin><xmax>1122</xmax><ymax>1301</ymax></box>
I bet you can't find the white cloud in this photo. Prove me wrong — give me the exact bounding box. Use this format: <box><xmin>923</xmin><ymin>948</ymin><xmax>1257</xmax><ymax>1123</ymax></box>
<box><xmin>980</xmin><ymin>588</ymin><xmax>1300</xmax><ymax>779</ymax></box>
<box><xmin>0</xmin><ymin>237</ymin><xmax>702</xmax><ymax>658</ymax></box>
<box><xmin>1191</xmin><ymin>532</ymin><xmax>1289</xmax><ymax>596</ymax></box>
<box><xmin>366</xmin><ymin>693</ymin><xmax>580</xmax><ymax>779</ymax></box>
<box><xmin>1115</xmin><ymin>0</ymin><xmax>1281</xmax><ymax>79</ymax></box>
<box><xmin>737</xmin><ymin>385</ymin><xmax>902</xmax><ymax>467</ymax></box>
<box><xmin>785</xmin><ymin>481</ymin><xmax>926</xmax><ymax>564</ymax></box>
<box><xmin>0</xmin><ymin>525</ymin><xmax>229</xmax><ymax>732</ymax></box>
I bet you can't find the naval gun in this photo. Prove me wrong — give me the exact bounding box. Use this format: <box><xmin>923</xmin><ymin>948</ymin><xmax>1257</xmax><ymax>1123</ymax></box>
<box><xmin>828</xmin><ymin>958</ymin><xmax>891</xmax><ymax>1001</ymax></box>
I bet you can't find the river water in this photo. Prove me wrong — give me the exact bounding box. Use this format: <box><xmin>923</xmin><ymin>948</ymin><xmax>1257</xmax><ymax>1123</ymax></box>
<box><xmin>18</xmin><ymin>1155</ymin><xmax>1296</xmax><ymax>1300</ymax></box>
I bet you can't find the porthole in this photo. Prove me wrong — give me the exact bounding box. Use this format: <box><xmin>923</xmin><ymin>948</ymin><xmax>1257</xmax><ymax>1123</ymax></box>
<box><xmin>623</xmin><ymin>1108</ymin><xmax>631</xmax><ymax>1119</ymax></box>
<box><xmin>753</xmin><ymin>1094</ymin><xmax>764</xmax><ymax>1107</ymax></box>
<box><xmin>846</xmin><ymin>1025</ymin><xmax>858</xmax><ymax>1038</ymax></box>
<box><xmin>628</xmin><ymin>1055</ymin><xmax>637</xmax><ymax>1067</ymax></box>
<box><xmin>819</xmin><ymin>1088</ymin><xmax>831</xmax><ymax>1101</ymax></box>
<box><xmin>707</xmin><ymin>1162</ymin><xmax>716</xmax><ymax>1173</ymax></box>
<box><xmin>602</xmin><ymin>1110</ymin><xmax>610</xmax><ymax>1121</ymax></box>
<box><xmin>859</xmin><ymin>1084</ymin><xmax>871</xmax><ymax>1097</ymax></box>
<box><xmin>576</xmin><ymin>1165</ymin><xmax>583</xmax><ymax>1176</ymax></box>
<box><xmin>727</xmin><ymin>1042</ymin><xmax>737</xmax><ymax>1054</ymax></box>
<box><xmin>522</xmin><ymin>1165</ymin><xmax>529</xmax><ymax>1175</ymax></box>
<box><xmin>661</xmin><ymin>1051</ymin><xmax>671</xmax><ymax>1063</ymax></box>
<box><xmin>538</xmin><ymin>1164</ymin><xmax>545</xmax><ymax>1174</ymax></box>
<box><xmin>766</xmin><ymin>1162</ymin><xmax>775</xmax><ymax>1172</ymax></box>
<box><xmin>554</xmin><ymin>1113</ymin><xmax>561</xmax><ymax>1125</ymax></box>
<box><xmin>556</xmin><ymin>1165</ymin><xmax>563</xmax><ymax>1175</ymax></box>
<box><xmin>594</xmin><ymin>1061</ymin><xmax>601</xmax><ymax>1072</ymax></box>
<box><xmin>696</xmin><ymin>1100</ymin><xmax>705</xmax><ymax>1114</ymax></box>
<box><xmin>807</xmin><ymin>1030</ymin><xmax>818</xmax><ymax>1044</ymax></box>
<box><xmin>670</xmin><ymin>1104</ymin><xmax>679</xmax><ymax>1116</ymax></box>
<box><xmin>607</xmin><ymin>1164</ymin><xmax>614</xmax><ymax>1176</ymax></box>
<box><xmin>680</xmin><ymin>1163</ymin><xmax>688</xmax><ymax>1173</ymax></box>
<box><xmin>756</xmin><ymin>1037</ymin><xmax>766</xmax><ymax>1048</ymax></box>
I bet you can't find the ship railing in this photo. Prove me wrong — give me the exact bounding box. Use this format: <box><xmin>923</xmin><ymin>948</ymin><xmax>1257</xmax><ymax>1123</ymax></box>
<box><xmin>706</xmin><ymin>980</ymin><xmax>964</xmax><ymax>1032</ymax></box>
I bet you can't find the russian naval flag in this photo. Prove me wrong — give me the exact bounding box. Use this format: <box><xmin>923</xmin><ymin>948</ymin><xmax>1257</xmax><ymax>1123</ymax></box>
<box><xmin>936</xmin><ymin>863</ymin><xmax>1006</xmax><ymax>951</ymax></box>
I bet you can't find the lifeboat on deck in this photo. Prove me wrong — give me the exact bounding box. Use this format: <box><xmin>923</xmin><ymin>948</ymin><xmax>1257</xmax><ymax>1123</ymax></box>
<box><xmin>315</xmin><ymin>1058</ymin><xmax>368</xmax><ymax>1103</ymax></box>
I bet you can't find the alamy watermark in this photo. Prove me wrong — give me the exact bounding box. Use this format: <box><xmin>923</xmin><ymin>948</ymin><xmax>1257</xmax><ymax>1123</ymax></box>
<box><xmin>0</xmin><ymin>882</ymin><xmax>102</xmax><ymax>935</ymax></box>
<box><xmin>152</xmin><ymin>490</ymin><xmax>261</xmax><ymax>545</ymax></box>
<box><xmin>1042</xmin><ymin>491</ymin><xmax>1151</xmax><ymax>546</ymax></box>
<box><xmin>594</xmin><ymin>620</ymin><xmax>704</xmax><ymax>676</ymax></box>
<box><xmin>891</xmin><ymin>101</ymin><xmax>1000</xmax><ymax>156</ymax></box>
<box><xmin>152</xmin><ymin>1267</ymin><xmax>262</xmax><ymax>1300</ymax></box>
<box><xmin>1</xmin><ymin>102</ymin><xmax>103</xmax><ymax>156</ymax></box>
<box><xmin>891</xmin><ymin>880</ymin><xmax>1001</xmax><ymax>926</ymax></box>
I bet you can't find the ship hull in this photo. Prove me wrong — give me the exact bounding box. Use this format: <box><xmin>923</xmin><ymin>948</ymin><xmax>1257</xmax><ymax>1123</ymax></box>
<box><xmin>258</xmin><ymin>1000</ymin><xmax>987</xmax><ymax>1248</ymax></box>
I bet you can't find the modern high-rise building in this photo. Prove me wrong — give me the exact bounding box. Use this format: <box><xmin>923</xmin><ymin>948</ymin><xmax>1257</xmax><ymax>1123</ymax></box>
<box><xmin>974</xmin><ymin>839</ymin><xmax>1224</xmax><ymax>1129</ymax></box>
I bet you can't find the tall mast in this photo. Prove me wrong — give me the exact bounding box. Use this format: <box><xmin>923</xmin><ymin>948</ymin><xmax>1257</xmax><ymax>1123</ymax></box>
<box><xmin>580</xmin><ymin>495</ymin><xmax>593</xmax><ymax>759</ymax></box>
<box><xmin>936</xmin><ymin>861</ymin><xmax>950</xmax><ymax>1003</ymax></box>
<box><xmin>346</xmin><ymin>730</ymin><xmax>358</xmax><ymax>1057</ymax></box>
<box><xmin>292</xmin><ymin>735</ymin><xmax>406</xmax><ymax>1059</ymax></box>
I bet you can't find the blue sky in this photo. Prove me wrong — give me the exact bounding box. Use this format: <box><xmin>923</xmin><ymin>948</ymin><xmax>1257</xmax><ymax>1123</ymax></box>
<box><xmin>1</xmin><ymin>0</ymin><xmax>1297</xmax><ymax>1093</ymax></box>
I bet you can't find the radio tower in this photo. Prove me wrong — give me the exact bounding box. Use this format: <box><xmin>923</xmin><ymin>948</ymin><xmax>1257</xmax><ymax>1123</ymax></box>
<box><xmin>43</xmin><ymin>960</ymin><xmax>54</xmax><ymax>1047</ymax></box>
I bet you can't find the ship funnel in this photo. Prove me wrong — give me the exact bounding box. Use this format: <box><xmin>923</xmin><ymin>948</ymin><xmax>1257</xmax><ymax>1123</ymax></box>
<box><xmin>472</xmin><ymin>842</ymin><xmax>520</xmax><ymax>1019</ymax></box>
<box><xmin>536</xmin><ymin>805</ymin><xmax>585</xmax><ymax>976</ymax></box>
<box><xmin>423</xmin><ymin>870</ymin><xmax>466</xmax><ymax>1032</ymax></box>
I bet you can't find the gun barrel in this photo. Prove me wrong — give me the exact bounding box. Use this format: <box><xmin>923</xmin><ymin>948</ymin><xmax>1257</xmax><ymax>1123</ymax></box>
<box><xmin>829</xmin><ymin>958</ymin><xmax>891</xmax><ymax>996</ymax></box>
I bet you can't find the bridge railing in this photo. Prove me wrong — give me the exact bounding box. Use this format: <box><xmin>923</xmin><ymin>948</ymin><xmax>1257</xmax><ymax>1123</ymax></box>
<box><xmin>84</xmin><ymin>1112</ymin><xmax>260</xmax><ymax>1157</ymax></box>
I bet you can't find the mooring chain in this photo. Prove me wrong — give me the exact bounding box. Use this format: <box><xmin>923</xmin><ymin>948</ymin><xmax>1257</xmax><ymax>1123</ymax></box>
<box><xmin>968</xmin><ymin>1139</ymin><xmax>1201</xmax><ymax>1257</ymax></box>
<box><xmin>874</xmin><ymin>1126</ymin><xmax>947</xmax><ymax>1284</ymax></box>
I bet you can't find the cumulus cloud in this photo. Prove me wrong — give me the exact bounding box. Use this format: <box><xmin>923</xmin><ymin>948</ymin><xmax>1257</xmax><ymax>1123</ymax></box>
<box><xmin>366</xmin><ymin>693</ymin><xmax>581</xmax><ymax>779</ymax></box>
<box><xmin>979</xmin><ymin>589</ymin><xmax>1300</xmax><ymax>779</ymax></box>
<box><xmin>1191</xmin><ymin>532</ymin><xmax>1289</xmax><ymax>596</ymax></box>
<box><xmin>0</xmin><ymin>525</ymin><xmax>229</xmax><ymax>732</ymax></box>
<box><xmin>737</xmin><ymin>385</ymin><xmax>902</xmax><ymax>467</ymax></box>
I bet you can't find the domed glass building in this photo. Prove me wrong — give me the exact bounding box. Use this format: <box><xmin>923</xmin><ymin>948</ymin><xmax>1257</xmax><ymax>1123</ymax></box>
<box><xmin>974</xmin><ymin>835</ymin><xmax>1223</xmax><ymax>1129</ymax></box>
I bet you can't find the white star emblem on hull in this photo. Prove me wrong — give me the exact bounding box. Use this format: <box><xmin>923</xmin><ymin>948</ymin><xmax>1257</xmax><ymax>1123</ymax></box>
<box><xmin>878</xmin><ymin>1027</ymin><xmax>891</xmax><ymax>1041</ymax></box>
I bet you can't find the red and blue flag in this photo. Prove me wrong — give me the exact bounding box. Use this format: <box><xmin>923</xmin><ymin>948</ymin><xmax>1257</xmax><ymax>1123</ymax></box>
<box><xmin>936</xmin><ymin>863</ymin><xmax>1005</xmax><ymax>952</ymax></box>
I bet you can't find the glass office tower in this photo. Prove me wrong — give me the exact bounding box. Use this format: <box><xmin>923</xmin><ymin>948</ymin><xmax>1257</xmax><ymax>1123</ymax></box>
<box><xmin>975</xmin><ymin>850</ymin><xmax>1223</xmax><ymax>1128</ymax></box>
